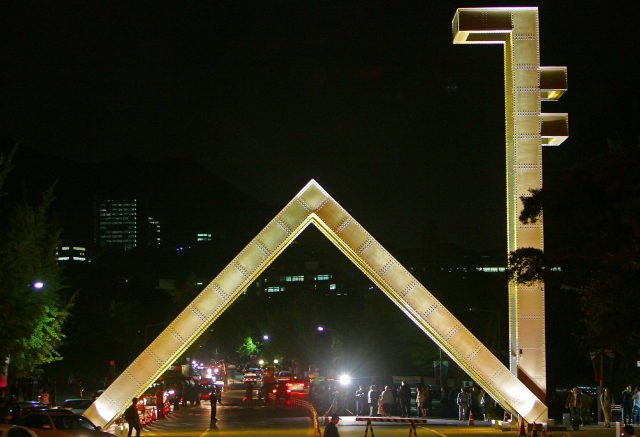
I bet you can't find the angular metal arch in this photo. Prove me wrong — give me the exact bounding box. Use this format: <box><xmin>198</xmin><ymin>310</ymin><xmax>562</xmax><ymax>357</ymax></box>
<box><xmin>84</xmin><ymin>180</ymin><xmax>547</xmax><ymax>428</ymax></box>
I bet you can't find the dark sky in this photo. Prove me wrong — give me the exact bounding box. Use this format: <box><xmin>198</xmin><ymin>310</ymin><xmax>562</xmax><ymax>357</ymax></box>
<box><xmin>1</xmin><ymin>1</ymin><xmax>638</xmax><ymax>250</ymax></box>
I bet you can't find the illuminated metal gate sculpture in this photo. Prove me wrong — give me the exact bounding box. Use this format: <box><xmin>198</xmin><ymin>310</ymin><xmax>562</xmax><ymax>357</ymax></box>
<box><xmin>85</xmin><ymin>180</ymin><xmax>548</xmax><ymax>428</ymax></box>
<box><xmin>452</xmin><ymin>7</ymin><xmax>568</xmax><ymax>401</ymax></box>
<box><xmin>85</xmin><ymin>6</ymin><xmax>567</xmax><ymax>428</ymax></box>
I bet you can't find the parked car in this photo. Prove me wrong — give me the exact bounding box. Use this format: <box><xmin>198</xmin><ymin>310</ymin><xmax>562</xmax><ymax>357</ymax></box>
<box><xmin>21</xmin><ymin>410</ymin><xmax>116</xmax><ymax>436</ymax></box>
<box><xmin>60</xmin><ymin>399</ymin><xmax>93</xmax><ymax>415</ymax></box>
<box><xmin>0</xmin><ymin>424</ymin><xmax>39</xmax><ymax>437</ymax></box>
<box><xmin>5</xmin><ymin>403</ymin><xmax>50</xmax><ymax>425</ymax></box>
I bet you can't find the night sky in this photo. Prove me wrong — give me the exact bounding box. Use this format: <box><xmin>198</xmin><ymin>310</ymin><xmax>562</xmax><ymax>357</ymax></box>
<box><xmin>1</xmin><ymin>1</ymin><xmax>638</xmax><ymax>250</ymax></box>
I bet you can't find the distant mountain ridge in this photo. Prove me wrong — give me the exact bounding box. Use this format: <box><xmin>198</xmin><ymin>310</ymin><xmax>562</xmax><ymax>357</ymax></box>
<box><xmin>0</xmin><ymin>140</ymin><xmax>277</xmax><ymax>249</ymax></box>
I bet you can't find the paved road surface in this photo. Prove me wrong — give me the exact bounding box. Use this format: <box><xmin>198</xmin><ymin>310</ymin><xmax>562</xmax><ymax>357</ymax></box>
<box><xmin>137</xmin><ymin>389</ymin><xmax>617</xmax><ymax>437</ymax></box>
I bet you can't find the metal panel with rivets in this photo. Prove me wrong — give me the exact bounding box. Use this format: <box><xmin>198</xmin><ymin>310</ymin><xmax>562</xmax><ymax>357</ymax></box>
<box><xmin>452</xmin><ymin>6</ymin><xmax>568</xmax><ymax>402</ymax></box>
<box><xmin>84</xmin><ymin>180</ymin><xmax>548</xmax><ymax>427</ymax></box>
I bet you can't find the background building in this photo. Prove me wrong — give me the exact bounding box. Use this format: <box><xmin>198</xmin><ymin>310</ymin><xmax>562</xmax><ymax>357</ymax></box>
<box><xmin>94</xmin><ymin>194</ymin><xmax>161</xmax><ymax>250</ymax></box>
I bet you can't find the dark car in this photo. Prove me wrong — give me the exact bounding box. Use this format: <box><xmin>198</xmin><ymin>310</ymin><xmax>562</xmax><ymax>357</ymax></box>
<box><xmin>22</xmin><ymin>410</ymin><xmax>116</xmax><ymax>436</ymax></box>
<box><xmin>270</xmin><ymin>382</ymin><xmax>293</xmax><ymax>401</ymax></box>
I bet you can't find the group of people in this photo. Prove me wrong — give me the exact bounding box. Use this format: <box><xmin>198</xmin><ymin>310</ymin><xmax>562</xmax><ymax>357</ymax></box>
<box><xmin>353</xmin><ymin>381</ymin><xmax>433</xmax><ymax>418</ymax></box>
<box><xmin>455</xmin><ymin>386</ymin><xmax>493</xmax><ymax>422</ymax></box>
<box><xmin>621</xmin><ymin>385</ymin><xmax>640</xmax><ymax>426</ymax></box>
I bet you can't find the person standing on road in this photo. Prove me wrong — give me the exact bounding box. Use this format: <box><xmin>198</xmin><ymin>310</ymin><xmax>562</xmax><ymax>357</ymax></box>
<box><xmin>50</xmin><ymin>380</ymin><xmax>57</xmax><ymax>407</ymax></box>
<box><xmin>623</xmin><ymin>386</ymin><xmax>634</xmax><ymax>425</ymax></box>
<box><xmin>209</xmin><ymin>388</ymin><xmax>218</xmax><ymax>424</ymax></box>
<box><xmin>155</xmin><ymin>388</ymin><xmax>164</xmax><ymax>419</ymax></box>
<box><xmin>324</xmin><ymin>413</ymin><xmax>341</xmax><ymax>437</ymax></box>
<box><xmin>457</xmin><ymin>387</ymin><xmax>470</xmax><ymax>421</ymax></box>
<box><xmin>398</xmin><ymin>381</ymin><xmax>412</xmax><ymax>418</ymax></box>
<box><xmin>633</xmin><ymin>388</ymin><xmax>640</xmax><ymax>425</ymax></box>
<box><xmin>440</xmin><ymin>387</ymin><xmax>449</xmax><ymax>418</ymax></box>
<box><xmin>416</xmin><ymin>386</ymin><xmax>425</xmax><ymax>418</ymax></box>
<box><xmin>355</xmin><ymin>385</ymin><xmax>365</xmax><ymax>416</ymax></box>
<box><xmin>244</xmin><ymin>382</ymin><xmax>253</xmax><ymax>408</ymax></box>
<box><xmin>40</xmin><ymin>389</ymin><xmax>50</xmax><ymax>407</ymax></box>
<box><xmin>125</xmin><ymin>398</ymin><xmax>141</xmax><ymax>437</ymax></box>
<box><xmin>368</xmin><ymin>385</ymin><xmax>380</xmax><ymax>417</ymax></box>
<box><xmin>601</xmin><ymin>387</ymin><xmax>615</xmax><ymax>428</ymax></box>
<box><xmin>565</xmin><ymin>387</ymin><xmax>582</xmax><ymax>426</ymax></box>
<box><xmin>425</xmin><ymin>386</ymin><xmax>432</xmax><ymax>416</ymax></box>
<box><xmin>381</xmin><ymin>386</ymin><xmax>394</xmax><ymax>417</ymax></box>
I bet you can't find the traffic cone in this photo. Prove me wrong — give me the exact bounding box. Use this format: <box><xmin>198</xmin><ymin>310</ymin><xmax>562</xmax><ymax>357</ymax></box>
<box><xmin>468</xmin><ymin>410</ymin><xmax>475</xmax><ymax>426</ymax></box>
<box><xmin>532</xmin><ymin>422</ymin><xmax>538</xmax><ymax>437</ymax></box>
<box><xmin>518</xmin><ymin>418</ymin><xmax>527</xmax><ymax>436</ymax></box>
<box><xmin>542</xmin><ymin>427</ymin><xmax>546</xmax><ymax>437</ymax></box>
<box><xmin>548</xmin><ymin>430</ymin><xmax>552</xmax><ymax>437</ymax></box>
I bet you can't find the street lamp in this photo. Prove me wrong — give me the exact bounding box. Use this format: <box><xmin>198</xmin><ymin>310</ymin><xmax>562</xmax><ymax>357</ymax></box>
<box><xmin>469</xmin><ymin>307</ymin><xmax>502</xmax><ymax>361</ymax></box>
<box><xmin>33</xmin><ymin>282</ymin><xmax>44</xmax><ymax>289</ymax></box>
<box><xmin>263</xmin><ymin>335</ymin><xmax>269</xmax><ymax>340</ymax></box>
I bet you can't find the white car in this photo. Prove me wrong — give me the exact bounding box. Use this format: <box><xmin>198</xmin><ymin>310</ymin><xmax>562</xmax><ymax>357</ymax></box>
<box><xmin>22</xmin><ymin>411</ymin><xmax>115</xmax><ymax>437</ymax></box>
<box><xmin>0</xmin><ymin>424</ymin><xmax>39</xmax><ymax>437</ymax></box>
<box><xmin>61</xmin><ymin>400</ymin><xmax>93</xmax><ymax>415</ymax></box>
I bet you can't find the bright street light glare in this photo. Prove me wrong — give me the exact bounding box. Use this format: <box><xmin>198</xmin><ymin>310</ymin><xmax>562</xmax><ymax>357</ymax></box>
<box><xmin>33</xmin><ymin>282</ymin><xmax>44</xmax><ymax>289</ymax></box>
<box><xmin>258</xmin><ymin>360</ymin><xmax>264</xmax><ymax>365</ymax></box>
<box><xmin>263</xmin><ymin>335</ymin><xmax>269</xmax><ymax>340</ymax></box>
<box><xmin>274</xmin><ymin>359</ymin><xmax>279</xmax><ymax>364</ymax></box>
<box><xmin>339</xmin><ymin>374</ymin><xmax>351</xmax><ymax>385</ymax></box>
<box><xmin>317</xmin><ymin>326</ymin><xmax>324</xmax><ymax>332</ymax></box>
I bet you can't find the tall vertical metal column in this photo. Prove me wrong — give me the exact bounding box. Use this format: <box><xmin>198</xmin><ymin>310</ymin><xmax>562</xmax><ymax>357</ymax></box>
<box><xmin>452</xmin><ymin>7</ymin><xmax>568</xmax><ymax>401</ymax></box>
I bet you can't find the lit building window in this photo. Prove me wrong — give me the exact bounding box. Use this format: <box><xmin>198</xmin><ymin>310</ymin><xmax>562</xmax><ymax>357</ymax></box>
<box><xmin>315</xmin><ymin>275</ymin><xmax>330</xmax><ymax>281</ymax></box>
<box><xmin>266</xmin><ymin>286</ymin><xmax>285</xmax><ymax>293</ymax></box>
<box><xmin>329</xmin><ymin>284</ymin><xmax>336</xmax><ymax>290</ymax></box>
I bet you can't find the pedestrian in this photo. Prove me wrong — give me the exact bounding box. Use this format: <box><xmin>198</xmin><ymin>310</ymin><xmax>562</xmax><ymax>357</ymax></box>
<box><xmin>244</xmin><ymin>381</ymin><xmax>253</xmax><ymax>408</ymax></box>
<box><xmin>416</xmin><ymin>386</ymin><xmax>425</xmax><ymax>418</ymax></box>
<box><xmin>355</xmin><ymin>385</ymin><xmax>366</xmax><ymax>416</ymax></box>
<box><xmin>565</xmin><ymin>387</ymin><xmax>582</xmax><ymax>427</ymax></box>
<box><xmin>440</xmin><ymin>387</ymin><xmax>449</xmax><ymax>418</ymax></box>
<box><xmin>381</xmin><ymin>386</ymin><xmax>394</xmax><ymax>417</ymax></box>
<box><xmin>50</xmin><ymin>380</ymin><xmax>57</xmax><ymax>407</ymax></box>
<box><xmin>471</xmin><ymin>386</ymin><xmax>482</xmax><ymax>421</ymax></box>
<box><xmin>155</xmin><ymin>388</ymin><xmax>164</xmax><ymax>419</ymax></box>
<box><xmin>124</xmin><ymin>397</ymin><xmax>141</xmax><ymax>437</ymax></box>
<box><xmin>633</xmin><ymin>388</ymin><xmax>640</xmax><ymax>425</ymax></box>
<box><xmin>324</xmin><ymin>413</ymin><xmax>341</xmax><ymax>437</ymax></box>
<box><xmin>209</xmin><ymin>387</ymin><xmax>218</xmax><ymax>424</ymax></box>
<box><xmin>41</xmin><ymin>389</ymin><xmax>50</xmax><ymax>407</ymax></box>
<box><xmin>623</xmin><ymin>386</ymin><xmax>634</xmax><ymax>425</ymax></box>
<box><xmin>457</xmin><ymin>387</ymin><xmax>470</xmax><ymax>421</ymax></box>
<box><xmin>601</xmin><ymin>387</ymin><xmax>614</xmax><ymax>428</ymax></box>
<box><xmin>580</xmin><ymin>390</ymin><xmax>593</xmax><ymax>424</ymax></box>
<box><xmin>368</xmin><ymin>385</ymin><xmax>380</xmax><ymax>417</ymax></box>
<box><xmin>173</xmin><ymin>382</ymin><xmax>181</xmax><ymax>411</ymax></box>
<box><xmin>398</xmin><ymin>381</ymin><xmax>412</xmax><ymax>417</ymax></box>
<box><xmin>425</xmin><ymin>386</ymin><xmax>432</xmax><ymax>416</ymax></box>
<box><xmin>9</xmin><ymin>380</ymin><xmax>20</xmax><ymax>403</ymax></box>
<box><xmin>481</xmin><ymin>390</ymin><xmax>490</xmax><ymax>421</ymax></box>
<box><xmin>181</xmin><ymin>381</ymin><xmax>188</xmax><ymax>406</ymax></box>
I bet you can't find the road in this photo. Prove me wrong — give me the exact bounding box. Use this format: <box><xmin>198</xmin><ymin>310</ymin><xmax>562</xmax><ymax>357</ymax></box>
<box><xmin>137</xmin><ymin>389</ymin><xmax>617</xmax><ymax>437</ymax></box>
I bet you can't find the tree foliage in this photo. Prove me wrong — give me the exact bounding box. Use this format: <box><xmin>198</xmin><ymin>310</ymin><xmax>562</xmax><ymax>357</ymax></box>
<box><xmin>507</xmin><ymin>142</ymin><xmax>640</xmax><ymax>357</ymax></box>
<box><xmin>0</xmin><ymin>146</ymin><xmax>74</xmax><ymax>377</ymax></box>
